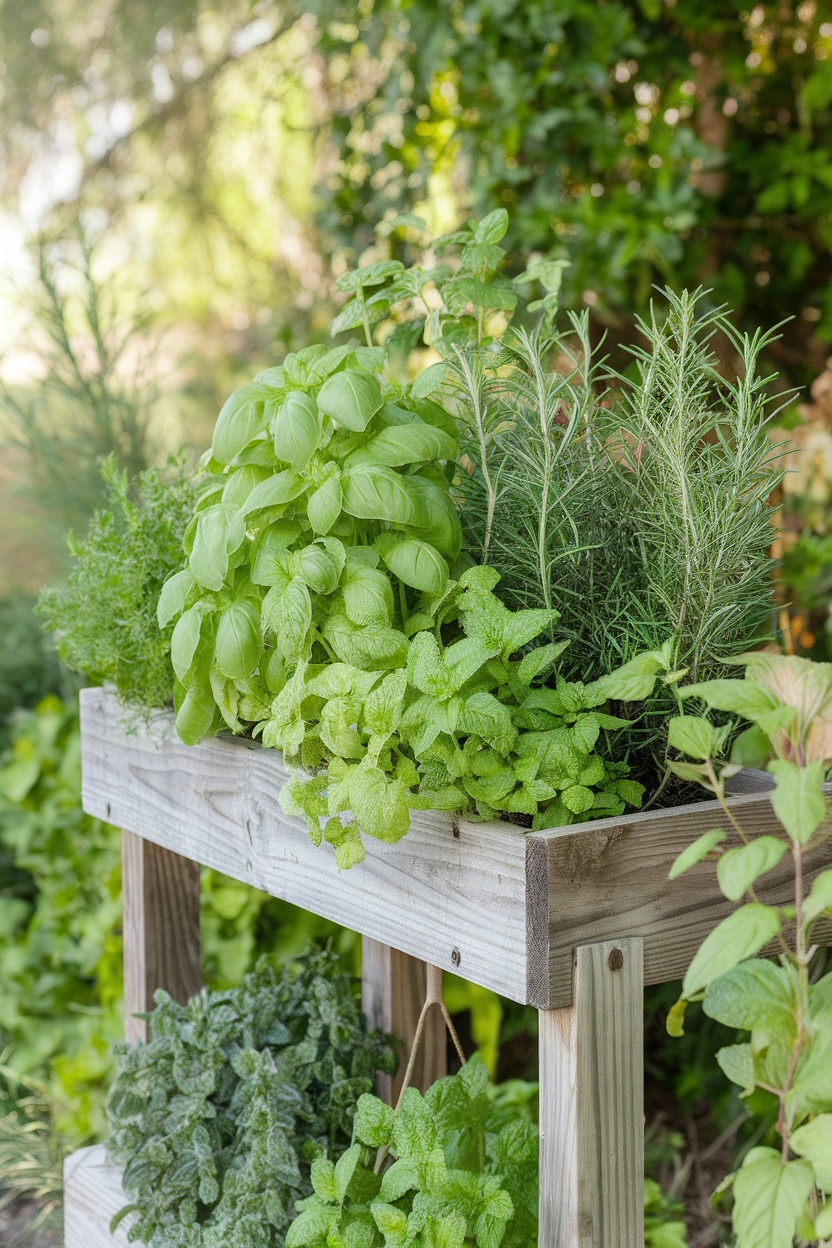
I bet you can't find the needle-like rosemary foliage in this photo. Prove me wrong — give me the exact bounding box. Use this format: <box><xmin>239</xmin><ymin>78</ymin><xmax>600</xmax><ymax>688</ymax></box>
<box><xmin>453</xmin><ymin>289</ymin><xmax>784</xmax><ymax>692</ymax></box>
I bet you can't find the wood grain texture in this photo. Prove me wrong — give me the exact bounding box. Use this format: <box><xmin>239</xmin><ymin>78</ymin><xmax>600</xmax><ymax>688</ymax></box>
<box><xmin>539</xmin><ymin>939</ymin><xmax>644</xmax><ymax>1248</ymax></box>
<box><xmin>64</xmin><ymin>1145</ymin><xmax>131</xmax><ymax>1248</ymax></box>
<box><xmin>82</xmin><ymin>688</ymin><xmax>529</xmax><ymax>1002</ymax></box>
<box><xmin>83</xmin><ymin>688</ymin><xmax>832</xmax><ymax>1012</ymax></box>
<box><xmin>528</xmin><ymin>793</ymin><xmax>832</xmax><ymax>1008</ymax></box>
<box><xmin>361</xmin><ymin>938</ymin><xmax>447</xmax><ymax>1103</ymax></box>
<box><xmin>122</xmin><ymin>829</ymin><xmax>202</xmax><ymax>1042</ymax></box>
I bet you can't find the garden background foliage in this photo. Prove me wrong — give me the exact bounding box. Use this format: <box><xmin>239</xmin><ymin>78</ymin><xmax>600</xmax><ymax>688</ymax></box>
<box><xmin>3</xmin><ymin>2</ymin><xmax>832</xmax><ymax>1244</ymax></box>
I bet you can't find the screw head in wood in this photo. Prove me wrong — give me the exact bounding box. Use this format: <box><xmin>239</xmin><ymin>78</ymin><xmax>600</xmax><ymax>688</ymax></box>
<box><xmin>451</xmin><ymin>947</ymin><xmax>461</xmax><ymax>967</ymax></box>
<box><xmin>608</xmin><ymin>947</ymin><xmax>624</xmax><ymax>972</ymax></box>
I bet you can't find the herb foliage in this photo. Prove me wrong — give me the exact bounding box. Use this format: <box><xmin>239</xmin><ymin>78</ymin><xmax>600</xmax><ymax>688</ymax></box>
<box><xmin>107</xmin><ymin>951</ymin><xmax>396</xmax><ymax>1248</ymax></box>
<box><xmin>286</xmin><ymin>1055</ymin><xmax>538</xmax><ymax>1248</ymax></box>
<box><xmin>338</xmin><ymin>215</ymin><xmax>781</xmax><ymax>692</ymax></box>
<box><xmin>162</xmin><ymin>333</ymin><xmax>661</xmax><ymax>861</ymax></box>
<box><xmin>666</xmin><ymin>654</ymin><xmax>832</xmax><ymax>1245</ymax></box>
<box><xmin>38</xmin><ymin>457</ymin><xmax>197</xmax><ymax>712</ymax></box>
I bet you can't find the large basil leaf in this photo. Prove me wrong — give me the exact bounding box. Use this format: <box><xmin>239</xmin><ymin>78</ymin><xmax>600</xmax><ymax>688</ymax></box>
<box><xmin>317</xmin><ymin>370</ymin><xmax>383</xmax><ymax>432</ymax></box>
<box><xmin>212</xmin><ymin>384</ymin><xmax>270</xmax><ymax>464</ymax></box>
<box><xmin>215</xmin><ymin>599</ymin><xmax>262</xmax><ymax>681</ymax></box>
<box><xmin>272</xmin><ymin>392</ymin><xmax>321</xmax><ymax>467</ymax></box>
<box><xmin>345</xmin><ymin>421</ymin><xmax>457</xmax><ymax>469</ymax></box>
<box><xmin>340</xmin><ymin>465</ymin><xmax>425</xmax><ymax>526</ymax></box>
<box><xmin>307</xmin><ymin>473</ymin><xmax>342</xmax><ymax>536</ymax></box>
<box><xmin>189</xmin><ymin>505</ymin><xmax>246</xmax><ymax>591</ymax></box>
<box><xmin>240</xmin><ymin>469</ymin><xmax>306</xmax><ymax>517</ymax></box>
<box><xmin>401</xmin><ymin>475</ymin><xmax>462</xmax><ymax>559</ymax></box>
<box><xmin>171</xmin><ymin>602</ymin><xmax>214</xmax><ymax>684</ymax></box>
<box><xmin>382</xmin><ymin>538</ymin><xmax>448</xmax><ymax>594</ymax></box>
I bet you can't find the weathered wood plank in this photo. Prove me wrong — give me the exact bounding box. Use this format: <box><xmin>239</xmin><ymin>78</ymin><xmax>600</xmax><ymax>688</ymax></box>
<box><xmin>539</xmin><ymin>939</ymin><xmax>644</xmax><ymax>1248</ymax></box>
<box><xmin>361</xmin><ymin>938</ymin><xmax>447</xmax><ymax>1103</ymax></box>
<box><xmin>122</xmin><ymin>830</ymin><xmax>202</xmax><ymax>1042</ymax></box>
<box><xmin>64</xmin><ymin>1145</ymin><xmax>131</xmax><ymax>1248</ymax></box>
<box><xmin>83</xmin><ymin>688</ymin><xmax>832</xmax><ymax>1011</ymax></box>
<box><xmin>82</xmin><ymin>688</ymin><xmax>529</xmax><ymax>1002</ymax></box>
<box><xmin>527</xmin><ymin>793</ymin><xmax>832</xmax><ymax>1008</ymax></box>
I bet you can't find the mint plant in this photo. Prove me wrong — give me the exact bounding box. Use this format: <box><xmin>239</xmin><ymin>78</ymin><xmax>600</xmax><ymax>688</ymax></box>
<box><xmin>666</xmin><ymin>654</ymin><xmax>832</xmax><ymax>1245</ymax></box>
<box><xmin>285</xmin><ymin>1055</ymin><xmax>538</xmax><ymax>1248</ymax></box>
<box><xmin>107</xmin><ymin>951</ymin><xmax>396</xmax><ymax>1248</ymax></box>
<box><xmin>160</xmin><ymin>341</ymin><xmax>667</xmax><ymax>864</ymax></box>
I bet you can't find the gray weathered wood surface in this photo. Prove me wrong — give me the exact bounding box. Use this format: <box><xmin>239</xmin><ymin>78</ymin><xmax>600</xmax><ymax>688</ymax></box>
<box><xmin>526</xmin><ymin>794</ymin><xmax>832</xmax><ymax>1007</ymax></box>
<box><xmin>81</xmin><ymin>687</ymin><xmax>832</xmax><ymax>1009</ymax></box>
<box><xmin>539</xmin><ymin>939</ymin><xmax>644</xmax><ymax>1248</ymax></box>
<box><xmin>81</xmin><ymin>688</ymin><xmax>529</xmax><ymax>1001</ymax></box>
<box><xmin>122</xmin><ymin>830</ymin><xmax>202</xmax><ymax>1042</ymax></box>
<box><xmin>63</xmin><ymin>1145</ymin><xmax>131</xmax><ymax>1248</ymax></box>
<box><xmin>362</xmin><ymin>937</ymin><xmax>447</xmax><ymax>1103</ymax></box>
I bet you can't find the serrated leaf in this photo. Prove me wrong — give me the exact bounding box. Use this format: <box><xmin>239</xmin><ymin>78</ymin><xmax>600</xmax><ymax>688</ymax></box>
<box><xmin>790</xmin><ymin>1114</ymin><xmax>832</xmax><ymax>1190</ymax></box>
<box><xmin>354</xmin><ymin>1095</ymin><xmax>395</xmax><ymax>1148</ymax></box>
<box><xmin>682</xmin><ymin>904</ymin><xmax>782</xmax><ymax>998</ymax></box>
<box><xmin>716</xmin><ymin>836</ymin><xmax>788</xmax><ymax>901</ymax></box>
<box><xmin>310</xmin><ymin>1157</ymin><xmax>337</xmax><ymax>1203</ymax></box>
<box><xmin>703</xmin><ymin>960</ymin><xmax>796</xmax><ymax>1040</ymax></box>
<box><xmin>768</xmin><ymin>759</ymin><xmax>826</xmax><ymax>845</ymax></box>
<box><xmin>348</xmin><ymin>764</ymin><xmax>411</xmax><ymax>844</ymax></box>
<box><xmin>733</xmin><ymin>1152</ymin><xmax>813</xmax><ymax>1248</ymax></box>
<box><xmin>667</xmin><ymin>715</ymin><xmax>719</xmax><ymax>761</ymax></box>
<box><xmin>457</xmin><ymin>691</ymin><xmax>517</xmax><ymax>755</ymax></box>
<box><xmin>362</xmin><ymin>669</ymin><xmax>407</xmax><ymax>739</ymax></box>
<box><xmin>804</xmin><ymin>869</ymin><xmax>832</xmax><ymax>926</ymax></box>
<box><xmin>669</xmin><ymin>829</ymin><xmax>726</xmax><ymax>879</ymax></box>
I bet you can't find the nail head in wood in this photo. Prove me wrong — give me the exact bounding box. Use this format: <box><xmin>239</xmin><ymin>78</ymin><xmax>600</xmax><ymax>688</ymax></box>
<box><xmin>451</xmin><ymin>947</ymin><xmax>461</xmax><ymax>967</ymax></box>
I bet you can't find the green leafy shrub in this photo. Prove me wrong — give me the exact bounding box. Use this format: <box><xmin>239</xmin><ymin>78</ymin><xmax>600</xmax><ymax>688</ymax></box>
<box><xmin>0</xmin><ymin>696</ymin><xmax>122</xmax><ymax>1142</ymax></box>
<box><xmin>666</xmin><ymin>654</ymin><xmax>832</xmax><ymax>1245</ymax></box>
<box><xmin>0</xmin><ymin>696</ymin><xmax>360</xmax><ymax>1152</ymax></box>
<box><xmin>38</xmin><ymin>457</ymin><xmax>197</xmax><ymax>711</ymax></box>
<box><xmin>0</xmin><ymin>596</ymin><xmax>64</xmax><ymax>749</ymax></box>
<box><xmin>162</xmin><ymin>332</ymin><xmax>669</xmax><ymax>861</ymax></box>
<box><xmin>286</xmin><ymin>1055</ymin><xmax>537</xmax><ymax>1248</ymax></box>
<box><xmin>107</xmin><ymin>951</ymin><xmax>397</xmax><ymax>1248</ymax></box>
<box><xmin>336</xmin><ymin>215</ymin><xmax>781</xmax><ymax>691</ymax></box>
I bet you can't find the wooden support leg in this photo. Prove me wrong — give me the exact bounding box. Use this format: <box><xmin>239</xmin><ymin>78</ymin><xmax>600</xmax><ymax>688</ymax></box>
<box><xmin>122</xmin><ymin>830</ymin><xmax>202</xmax><ymax>1043</ymax></box>
<box><xmin>361</xmin><ymin>937</ymin><xmax>447</xmax><ymax>1104</ymax></box>
<box><xmin>539</xmin><ymin>937</ymin><xmax>644</xmax><ymax>1248</ymax></box>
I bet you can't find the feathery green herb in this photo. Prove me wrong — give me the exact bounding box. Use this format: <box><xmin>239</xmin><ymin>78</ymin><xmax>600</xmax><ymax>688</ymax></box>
<box><xmin>38</xmin><ymin>457</ymin><xmax>197</xmax><ymax>711</ymax></box>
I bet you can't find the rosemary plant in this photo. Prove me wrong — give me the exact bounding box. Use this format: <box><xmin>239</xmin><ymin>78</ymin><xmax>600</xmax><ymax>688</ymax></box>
<box><xmin>453</xmin><ymin>290</ymin><xmax>783</xmax><ymax>691</ymax></box>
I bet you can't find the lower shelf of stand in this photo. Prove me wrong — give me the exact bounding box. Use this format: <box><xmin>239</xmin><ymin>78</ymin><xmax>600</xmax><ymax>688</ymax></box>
<box><xmin>64</xmin><ymin>1145</ymin><xmax>132</xmax><ymax>1247</ymax></box>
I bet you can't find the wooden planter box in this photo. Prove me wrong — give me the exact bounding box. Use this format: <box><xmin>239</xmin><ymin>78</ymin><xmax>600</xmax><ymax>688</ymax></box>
<box><xmin>63</xmin><ymin>686</ymin><xmax>832</xmax><ymax>1248</ymax></box>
